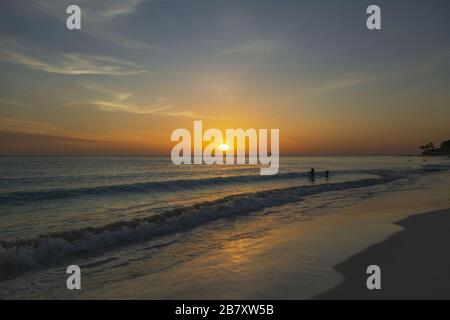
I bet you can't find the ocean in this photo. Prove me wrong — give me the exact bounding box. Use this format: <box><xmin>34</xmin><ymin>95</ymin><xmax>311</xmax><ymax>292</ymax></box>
<box><xmin>0</xmin><ymin>156</ymin><xmax>449</xmax><ymax>299</ymax></box>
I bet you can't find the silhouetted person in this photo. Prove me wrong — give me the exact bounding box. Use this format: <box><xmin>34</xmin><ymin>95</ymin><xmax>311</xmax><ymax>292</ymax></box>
<box><xmin>325</xmin><ymin>170</ymin><xmax>330</xmax><ymax>180</ymax></box>
<box><xmin>310</xmin><ymin>168</ymin><xmax>315</xmax><ymax>181</ymax></box>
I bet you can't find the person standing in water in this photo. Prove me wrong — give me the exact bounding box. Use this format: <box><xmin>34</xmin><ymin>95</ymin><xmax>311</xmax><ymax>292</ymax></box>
<box><xmin>325</xmin><ymin>170</ymin><xmax>330</xmax><ymax>180</ymax></box>
<box><xmin>310</xmin><ymin>168</ymin><xmax>315</xmax><ymax>181</ymax></box>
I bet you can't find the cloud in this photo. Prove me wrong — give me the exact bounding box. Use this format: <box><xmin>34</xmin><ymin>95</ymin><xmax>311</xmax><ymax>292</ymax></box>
<box><xmin>220</xmin><ymin>40</ymin><xmax>282</xmax><ymax>56</ymax></box>
<box><xmin>81</xmin><ymin>82</ymin><xmax>133</xmax><ymax>100</ymax></box>
<box><xmin>0</xmin><ymin>117</ymin><xmax>62</xmax><ymax>136</ymax></box>
<box><xmin>37</xmin><ymin>0</ymin><xmax>147</xmax><ymax>22</ymax></box>
<box><xmin>0</xmin><ymin>116</ymin><xmax>142</xmax><ymax>143</ymax></box>
<box><xmin>306</xmin><ymin>76</ymin><xmax>372</xmax><ymax>95</ymax></box>
<box><xmin>89</xmin><ymin>100</ymin><xmax>174</xmax><ymax>114</ymax></box>
<box><xmin>0</xmin><ymin>130</ymin><xmax>168</xmax><ymax>156</ymax></box>
<box><xmin>160</xmin><ymin>110</ymin><xmax>227</xmax><ymax>120</ymax></box>
<box><xmin>79</xmin><ymin>81</ymin><xmax>174</xmax><ymax>113</ymax></box>
<box><xmin>0</xmin><ymin>45</ymin><xmax>147</xmax><ymax>76</ymax></box>
<box><xmin>88</xmin><ymin>99</ymin><xmax>225</xmax><ymax>120</ymax></box>
<box><xmin>34</xmin><ymin>0</ymin><xmax>160</xmax><ymax>50</ymax></box>
<box><xmin>0</xmin><ymin>117</ymin><xmax>108</xmax><ymax>141</ymax></box>
<box><xmin>97</xmin><ymin>0</ymin><xmax>146</xmax><ymax>20</ymax></box>
<box><xmin>80</xmin><ymin>81</ymin><xmax>225</xmax><ymax>119</ymax></box>
<box><xmin>0</xmin><ymin>99</ymin><xmax>34</xmax><ymax>108</ymax></box>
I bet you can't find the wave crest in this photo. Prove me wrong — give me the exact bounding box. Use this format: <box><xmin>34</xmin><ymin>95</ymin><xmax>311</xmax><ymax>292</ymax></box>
<box><xmin>0</xmin><ymin>174</ymin><xmax>397</xmax><ymax>272</ymax></box>
<box><xmin>0</xmin><ymin>172</ymin><xmax>311</xmax><ymax>204</ymax></box>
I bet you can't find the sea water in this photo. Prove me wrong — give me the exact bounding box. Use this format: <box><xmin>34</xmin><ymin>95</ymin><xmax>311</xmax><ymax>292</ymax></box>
<box><xmin>0</xmin><ymin>156</ymin><xmax>449</xmax><ymax>298</ymax></box>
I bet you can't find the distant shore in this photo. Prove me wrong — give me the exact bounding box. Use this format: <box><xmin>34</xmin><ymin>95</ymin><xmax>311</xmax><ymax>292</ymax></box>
<box><xmin>315</xmin><ymin>208</ymin><xmax>450</xmax><ymax>300</ymax></box>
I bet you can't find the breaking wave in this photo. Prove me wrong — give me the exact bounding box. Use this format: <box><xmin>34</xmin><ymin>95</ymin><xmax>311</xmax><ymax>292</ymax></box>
<box><xmin>0</xmin><ymin>173</ymin><xmax>400</xmax><ymax>272</ymax></box>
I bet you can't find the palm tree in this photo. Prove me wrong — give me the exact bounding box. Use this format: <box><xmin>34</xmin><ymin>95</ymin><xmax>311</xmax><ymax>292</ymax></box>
<box><xmin>420</xmin><ymin>142</ymin><xmax>435</xmax><ymax>151</ymax></box>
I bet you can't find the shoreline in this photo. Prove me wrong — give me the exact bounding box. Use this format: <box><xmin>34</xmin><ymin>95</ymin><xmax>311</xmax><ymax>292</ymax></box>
<box><xmin>1</xmin><ymin>170</ymin><xmax>449</xmax><ymax>299</ymax></box>
<box><xmin>315</xmin><ymin>208</ymin><xmax>450</xmax><ymax>300</ymax></box>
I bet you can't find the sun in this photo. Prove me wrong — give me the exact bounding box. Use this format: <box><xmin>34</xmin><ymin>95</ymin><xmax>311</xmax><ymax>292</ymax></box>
<box><xmin>219</xmin><ymin>144</ymin><xmax>229</xmax><ymax>152</ymax></box>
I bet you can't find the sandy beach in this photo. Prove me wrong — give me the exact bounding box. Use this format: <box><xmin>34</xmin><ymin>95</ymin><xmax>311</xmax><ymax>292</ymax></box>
<box><xmin>316</xmin><ymin>208</ymin><xmax>450</xmax><ymax>300</ymax></box>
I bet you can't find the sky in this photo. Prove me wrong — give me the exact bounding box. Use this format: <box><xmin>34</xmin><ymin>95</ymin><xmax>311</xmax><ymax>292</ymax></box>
<box><xmin>0</xmin><ymin>0</ymin><xmax>449</xmax><ymax>155</ymax></box>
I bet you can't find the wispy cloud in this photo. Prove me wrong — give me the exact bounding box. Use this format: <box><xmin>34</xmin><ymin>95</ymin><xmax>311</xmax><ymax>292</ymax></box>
<box><xmin>95</xmin><ymin>0</ymin><xmax>145</xmax><ymax>20</ymax></box>
<box><xmin>0</xmin><ymin>44</ymin><xmax>147</xmax><ymax>76</ymax></box>
<box><xmin>0</xmin><ymin>98</ymin><xmax>34</xmax><ymax>108</ymax></box>
<box><xmin>0</xmin><ymin>116</ymin><xmax>89</xmax><ymax>139</ymax></box>
<box><xmin>37</xmin><ymin>0</ymin><xmax>147</xmax><ymax>22</ymax></box>
<box><xmin>161</xmin><ymin>110</ymin><xmax>226</xmax><ymax>120</ymax></box>
<box><xmin>81</xmin><ymin>82</ymin><xmax>133</xmax><ymax>101</ymax></box>
<box><xmin>80</xmin><ymin>81</ymin><xmax>173</xmax><ymax>113</ymax></box>
<box><xmin>0</xmin><ymin>116</ymin><xmax>146</xmax><ymax>143</ymax></box>
<box><xmin>34</xmin><ymin>0</ymin><xmax>160</xmax><ymax>50</ymax></box>
<box><xmin>88</xmin><ymin>99</ymin><xmax>225</xmax><ymax>119</ymax></box>
<box><xmin>81</xmin><ymin>81</ymin><xmax>225</xmax><ymax>119</ymax></box>
<box><xmin>306</xmin><ymin>76</ymin><xmax>372</xmax><ymax>95</ymax></box>
<box><xmin>220</xmin><ymin>40</ymin><xmax>282</xmax><ymax>56</ymax></box>
<box><xmin>90</xmin><ymin>100</ymin><xmax>173</xmax><ymax>114</ymax></box>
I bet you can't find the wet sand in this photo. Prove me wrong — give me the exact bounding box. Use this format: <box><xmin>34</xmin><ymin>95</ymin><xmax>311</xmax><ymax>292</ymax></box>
<box><xmin>315</xmin><ymin>208</ymin><xmax>450</xmax><ymax>300</ymax></box>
